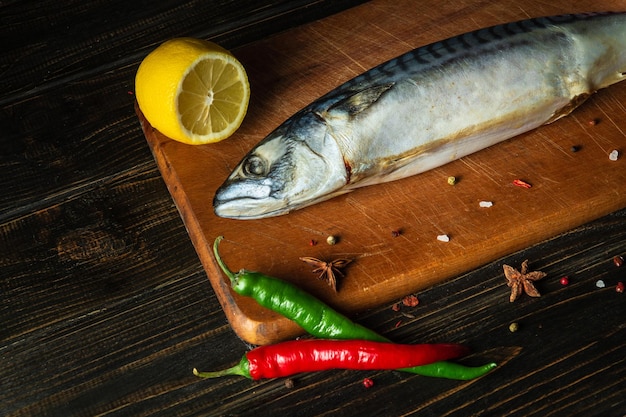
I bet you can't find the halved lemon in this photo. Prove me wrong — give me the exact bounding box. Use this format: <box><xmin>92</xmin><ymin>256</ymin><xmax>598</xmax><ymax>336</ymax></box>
<box><xmin>135</xmin><ymin>38</ymin><xmax>250</xmax><ymax>145</ymax></box>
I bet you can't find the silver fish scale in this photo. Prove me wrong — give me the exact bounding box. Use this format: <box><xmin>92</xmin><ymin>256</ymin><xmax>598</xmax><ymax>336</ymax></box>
<box><xmin>335</xmin><ymin>12</ymin><xmax>621</xmax><ymax>95</ymax></box>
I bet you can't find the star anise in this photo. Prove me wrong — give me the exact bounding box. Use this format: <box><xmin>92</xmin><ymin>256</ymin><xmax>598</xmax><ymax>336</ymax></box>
<box><xmin>503</xmin><ymin>259</ymin><xmax>547</xmax><ymax>302</ymax></box>
<box><xmin>299</xmin><ymin>257</ymin><xmax>352</xmax><ymax>292</ymax></box>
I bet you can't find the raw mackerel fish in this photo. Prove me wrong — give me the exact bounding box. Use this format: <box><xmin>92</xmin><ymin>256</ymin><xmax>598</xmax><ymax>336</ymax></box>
<box><xmin>214</xmin><ymin>12</ymin><xmax>626</xmax><ymax>219</ymax></box>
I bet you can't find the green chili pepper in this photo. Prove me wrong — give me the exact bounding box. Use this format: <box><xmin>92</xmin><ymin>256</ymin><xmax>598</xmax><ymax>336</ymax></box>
<box><xmin>214</xmin><ymin>236</ymin><xmax>496</xmax><ymax>380</ymax></box>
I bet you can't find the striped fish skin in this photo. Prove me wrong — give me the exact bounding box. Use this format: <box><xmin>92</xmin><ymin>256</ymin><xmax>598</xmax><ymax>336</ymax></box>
<box><xmin>214</xmin><ymin>13</ymin><xmax>626</xmax><ymax>219</ymax></box>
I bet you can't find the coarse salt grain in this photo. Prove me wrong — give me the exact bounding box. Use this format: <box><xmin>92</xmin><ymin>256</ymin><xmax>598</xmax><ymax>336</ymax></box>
<box><xmin>596</xmin><ymin>280</ymin><xmax>606</xmax><ymax>288</ymax></box>
<box><xmin>609</xmin><ymin>150</ymin><xmax>619</xmax><ymax>161</ymax></box>
<box><xmin>479</xmin><ymin>201</ymin><xmax>493</xmax><ymax>208</ymax></box>
<box><xmin>437</xmin><ymin>234</ymin><xmax>450</xmax><ymax>242</ymax></box>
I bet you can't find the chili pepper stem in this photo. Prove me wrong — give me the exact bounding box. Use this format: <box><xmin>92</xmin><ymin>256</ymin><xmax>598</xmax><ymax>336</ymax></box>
<box><xmin>213</xmin><ymin>236</ymin><xmax>237</xmax><ymax>283</ymax></box>
<box><xmin>193</xmin><ymin>356</ymin><xmax>251</xmax><ymax>379</ymax></box>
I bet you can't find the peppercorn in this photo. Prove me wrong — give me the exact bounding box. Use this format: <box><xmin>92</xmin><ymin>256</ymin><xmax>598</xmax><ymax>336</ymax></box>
<box><xmin>560</xmin><ymin>276</ymin><xmax>569</xmax><ymax>286</ymax></box>
<box><xmin>402</xmin><ymin>295</ymin><xmax>419</xmax><ymax>307</ymax></box>
<box><xmin>616</xmin><ymin>282</ymin><xmax>625</xmax><ymax>293</ymax></box>
<box><xmin>509</xmin><ymin>322</ymin><xmax>519</xmax><ymax>333</ymax></box>
<box><xmin>326</xmin><ymin>235</ymin><xmax>337</xmax><ymax>245</ymax></box>
<box><xmin>613</xmin><ymin>256</ymin><xmax>624</xmax><ymax>267</ymax></box>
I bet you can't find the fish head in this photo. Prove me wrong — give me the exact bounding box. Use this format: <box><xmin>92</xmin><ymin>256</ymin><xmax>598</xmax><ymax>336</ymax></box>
<box><xmin>213</xmin><ymin>111</ymin><xmax>348</xmax><ymax>219</ymax></box>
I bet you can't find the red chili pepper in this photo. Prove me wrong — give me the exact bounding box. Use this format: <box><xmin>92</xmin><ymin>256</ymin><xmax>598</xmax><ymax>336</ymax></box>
<box><xmin>193</xmin><ymin>339</ymin><xmax>470</xmax><ymax>380</ymax></box>
<box><xmin>512</xmin><ymin>179</ymin><xmax>532</xmax><ymax>188</ymax></box>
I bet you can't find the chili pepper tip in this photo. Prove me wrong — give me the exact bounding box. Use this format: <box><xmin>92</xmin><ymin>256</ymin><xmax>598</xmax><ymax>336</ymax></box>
<box><xmin>401</xmin><ymin>360</ymin><xmax>497</xmax><ymax>380</ymax></box>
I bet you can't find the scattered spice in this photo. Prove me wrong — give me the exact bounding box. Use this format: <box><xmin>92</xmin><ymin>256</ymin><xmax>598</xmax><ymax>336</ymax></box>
<box><xmin>391</xmin><ymin>229</ymin><xmax>402</xmax><ymax>238</ymax></box>
<box><xmin>394</xmin><ymin>320</ymin><xmax>403</xmax><ymax>328</ymax></box>
<box><xmin>402</xmin><ymin>295</ymin><xmax>420</xmax><ymax>307</ymax></box>
<box><xmin>616</xmin><ymin>282</ymin><xmax>625</xmax><ymax>293</ymax></box>
<box><xmin>570</xmin><ymin>145</ymin><xmax>580</xmax><ymax>153</ymax></box>
<box><xmin>300</xmin><ymin>257</ymin><xmax>352</xmax><ymax>291</ymax></box>
<box><xmin>284</xmin><ymin>378</ymin><xmax>295</xmax><ymax>389</ymax></box>
<box><xmin>613</xmin><ymin>255</ymin><xmax>624</xmax><ymax>267</ymax></box>
<box><xmin>609</xmin><ymin>149</ymin><xmax>620</xmax><ymax>161</ymax></box>
<box><xmin>512</xmin><ymin>179</ymin><xmax>532</xmax><ymax>189</ymax></box>
<box><xmin>479</xmin><ymin>201</ymin><xmax>493</xmax><ymax>208</ymax></box>
<box><xmin>363</xmin><ymin>377</ymin><xmax>375</xmax><ymax>388</ymax></box>
<box><xmin>447</xmin><ymin>176</ymin><xmax>457</xmax><ymax>185</ymax></box>
<box><xmin>326</xmin><ymin>235</ymin><xmax>337</xmax><ymax>245</ymax></box>
<box><xmin>588</xmin><ymin>118</ymin><xmax>599</xmax><ymax>126</ymax></box>
<box><xmin>508</xmin><ymin>322</ymin><xmax>519</xmax><ymax>333</ymax></box>
<box><xmin>309</xmin><ymin>239</ymin><xmax>318</xmax><ymax>246</ymax></box>
<box><xmin>503</xmin><ymin>260</ymin><xmax>547</xmax><ymax>302</ymax></box>
<box><xmin>437</xmin><ymin>234</ymin><xmax>450</xmax><ymax>242</ymax></box>
<box><xmin>391</xmin><ymin>303</ymin><xmax>401</xmax><ymax>312</ymax></box>
<box><xmin>596</xmin><ymin>280</ymin><xmax>606</xmax><ymax>288</ymax></box>
<box><xmin>560</xmin><ymin>276</ymin><xmax>570</xmax><ymax>286</ymax></box>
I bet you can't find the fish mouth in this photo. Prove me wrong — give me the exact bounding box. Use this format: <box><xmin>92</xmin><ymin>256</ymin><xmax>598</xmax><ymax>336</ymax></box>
<box><xmin>213</xmin><ymin>181</ymin><xmax>289</xmax><ymax>219</ymax></box>
<box><xmin>213</xmin><ymin>196</ymin><xmax>290</xmax><ymax>219</ymax></box>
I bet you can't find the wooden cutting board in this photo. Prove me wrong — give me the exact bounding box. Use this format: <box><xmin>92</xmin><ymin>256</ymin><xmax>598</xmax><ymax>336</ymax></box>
<box><xmin>137</xmin><ymin>0</ymin><xmax>626</xmax><ymax>345</ymax></box>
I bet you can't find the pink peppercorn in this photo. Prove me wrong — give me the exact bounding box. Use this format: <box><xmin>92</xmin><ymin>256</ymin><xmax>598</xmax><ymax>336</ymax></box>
<box><xmin>616</xmin><ymin>282</ymin><xmax>624</xmax><ymax>293</ymax></box>
<box><xmin>363</xmin><ymin>378</ymin><xmax>375</xmax><ymax>388</ymax></box>
<box><xmin>560</xmin><ymin>276</ymin><xmax>569</xmax><ymax>286</ymax></box>
<box><xmin>402</xmin><ymin>295</ymin><xmax>420</xmax><ymax>307</ymax></box>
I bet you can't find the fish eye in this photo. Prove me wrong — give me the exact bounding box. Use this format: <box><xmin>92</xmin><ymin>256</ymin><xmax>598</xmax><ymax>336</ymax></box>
<box><xmin>243</xmin><ymin>155</ymin><xmax>267</xmax><ymax>177</ymax></box>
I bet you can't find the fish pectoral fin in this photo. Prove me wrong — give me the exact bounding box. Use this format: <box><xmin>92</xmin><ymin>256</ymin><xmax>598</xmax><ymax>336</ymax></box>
<box><xmin>546</xmin><ymin>92</ymin><xmax>591</xmax><ymax>124</ymax></box>
<box><xmin>327</xmin><ymin>83</ymin><xmax>395</xmax><ymax>117</ymax></box>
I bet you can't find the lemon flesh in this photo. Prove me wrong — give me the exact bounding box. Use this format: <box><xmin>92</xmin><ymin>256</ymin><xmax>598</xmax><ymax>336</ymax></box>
<box><xmin>135</xmin><ymin>38</ymin><xmax>250</xmax><ymax>145</ymax></box>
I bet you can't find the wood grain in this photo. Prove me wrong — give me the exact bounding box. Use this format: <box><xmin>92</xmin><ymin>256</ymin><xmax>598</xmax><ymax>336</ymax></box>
<box><xmin>2</xmin><ymin>0</ymin><xmax>626</xmax><ymax>415</ymax></box>
<box><xmin>140</xmin><ymin>0</ymin><xmax>626</xmax><ymax>345</ymax></box>
<box><xmin>0</xmin><ymin>0</ymin><xmax>366</xmax><ymax>220</ymax></box>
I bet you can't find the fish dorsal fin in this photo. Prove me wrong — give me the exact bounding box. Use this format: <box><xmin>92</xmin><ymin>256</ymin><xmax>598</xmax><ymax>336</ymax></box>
<box><xmin>327</xmin><ymin>83</ymin><xmax>394</xmax><ymax>117</ymax></box>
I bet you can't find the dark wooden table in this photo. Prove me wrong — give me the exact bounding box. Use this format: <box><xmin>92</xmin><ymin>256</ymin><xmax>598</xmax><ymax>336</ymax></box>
<box><xmin>2</xmin><ymin>2</ymin><xmax>625</xmax><ymax>416</ymax></box>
